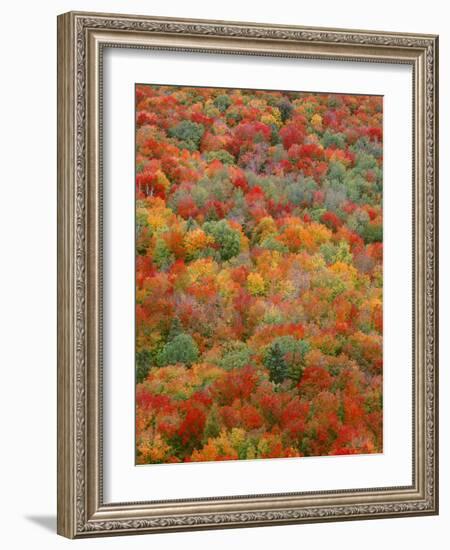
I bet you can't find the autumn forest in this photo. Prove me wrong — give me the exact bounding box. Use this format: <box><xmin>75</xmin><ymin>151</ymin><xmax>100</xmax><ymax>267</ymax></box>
<box><xmin>135</xmin><ymin>84</ymin><xmax>383</xmax><ymax>464</ymax></box>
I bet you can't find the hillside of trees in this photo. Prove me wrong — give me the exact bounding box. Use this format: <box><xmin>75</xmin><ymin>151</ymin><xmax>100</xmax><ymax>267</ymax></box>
<box><xmin>135</xmin><ymin>84</ymin><xmax>383</xmax><ymax>463</ymax></box>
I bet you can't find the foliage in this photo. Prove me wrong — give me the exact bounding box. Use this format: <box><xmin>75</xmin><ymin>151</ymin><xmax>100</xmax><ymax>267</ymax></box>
<box><xmin>203</xmin><ymin>220</ymin><xmax>241</xmax><ymax>261</ymax></box>
<box><xmin>264</xmin><ymin>342</ymin><xmax>288</xmax><ymax>385</ymax></box>
<box><xmin>168</xmin><ymin>120</ymin><xmax>205</xmax><ymax>151</ymax></box>
<box><xmin>157</xmin><ymin>334</ymin><xmax>199</xmax><ymax>367</ymax></box>
<box><xmin>135</xmin><ymin>84</ymin><xmax>383</xmax><ymax>463</ymax></box>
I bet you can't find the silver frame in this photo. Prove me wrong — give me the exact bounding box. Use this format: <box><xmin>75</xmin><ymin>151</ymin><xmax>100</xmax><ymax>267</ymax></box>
<box><xmin>57</xmin><ymin>11</ymin><xmax>439</xmax><ymax>538</ymax></box>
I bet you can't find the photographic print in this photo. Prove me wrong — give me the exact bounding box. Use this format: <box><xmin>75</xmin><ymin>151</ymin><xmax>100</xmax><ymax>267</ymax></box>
<box><xmin>135</xmin><ymin>84</ymin><xmax>383</xmax><ymax>465</ymax></box>
<box><xmin>58</xmin><ymin>13</ymin><xmax>438</xmax><ymax>537</ymax></box>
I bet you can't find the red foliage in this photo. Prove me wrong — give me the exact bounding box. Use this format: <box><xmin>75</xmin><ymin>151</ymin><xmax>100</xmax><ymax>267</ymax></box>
<box><xmin>177</xmin><ymin>402</ymin><xmax>207</xmax><ymax>445</ymax></box>
<box><xmin>280</xmin><ymin>123</ymin><xmax>305</xmax><ymax>149</ymax></box>
<box><xmin>298</xmin><ymin>366</ymin><xmax>333</xmax><ymax>399</ymax></box>
<box><xmin>211</xmin><ymin>366</ymin><xmax>259</xmax><ymax>406</ymax></box>
<box><xmin>321</xmin><ymin>211</ymin><xmax>343</xmax><ymax>230</ymax></box>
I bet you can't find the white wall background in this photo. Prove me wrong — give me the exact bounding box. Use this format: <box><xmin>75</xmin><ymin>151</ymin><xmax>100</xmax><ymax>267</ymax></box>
<box><xmin>0</xmin><ymin>0</ymin><xmax>447</xmax><ymax>547</ymax></box>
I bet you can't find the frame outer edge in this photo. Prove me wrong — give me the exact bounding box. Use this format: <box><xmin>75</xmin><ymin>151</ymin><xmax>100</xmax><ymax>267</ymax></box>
<box><xmin>57</xmin><ymin>12</ymin><xmax>77</xmax><ymax>539</ymax></box>
<box><xmin>56</xmin><ymin>10</ymin><xmax>439</xmax><ymax>538</ymax></box>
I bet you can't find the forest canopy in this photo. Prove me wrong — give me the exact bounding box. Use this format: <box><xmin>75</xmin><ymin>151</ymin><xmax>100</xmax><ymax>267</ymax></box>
<box><xmin>135</xmin><ymin>85</ymin><xmax>383</xmax><ymax>464</ymax></box>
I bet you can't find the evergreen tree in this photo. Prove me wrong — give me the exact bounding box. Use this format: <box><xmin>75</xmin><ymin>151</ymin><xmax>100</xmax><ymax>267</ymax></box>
<box><xmin>157</xmin><ymin>333</ymin><xmax>199</xmax><ymax>367</ymax></box>
<box><xmin>136</xmin><ymin>349</ymin><xmax>152</xmax><ymax>383</ymax></box>
<box><xmin>264</xmin><ymin>342</ymin><xmax>288</xmax><ymax>385</ymax></box>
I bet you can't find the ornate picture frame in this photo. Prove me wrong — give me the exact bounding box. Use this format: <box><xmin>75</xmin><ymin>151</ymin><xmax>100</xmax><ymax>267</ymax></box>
<box><xmin>57</xmin><ymin>11</ymin><xmax>438</xmax><ymax>538</ymax></box>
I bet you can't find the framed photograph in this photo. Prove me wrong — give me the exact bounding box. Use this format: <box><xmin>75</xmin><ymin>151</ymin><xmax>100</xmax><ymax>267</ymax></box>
<box><xmin>57</xmin><ymin>11</ymin><xmax>439</xmax><ymax>538</ymax></box>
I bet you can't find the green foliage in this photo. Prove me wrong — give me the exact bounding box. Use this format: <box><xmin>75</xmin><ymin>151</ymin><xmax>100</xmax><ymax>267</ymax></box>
<box><xmin>213</xmin><ymin>94</ymin><xmax>232</xmax><ymax>113</ymax></box>
<box><xmin>203</xmin><ymin>405</ymin><xmax>221</xmax><ymax>440</ymax></box>
<box><xmin>324</xmin><ymin>187</ymin><xmax>348</xmax><ymax>212</ymax></box>
<box><xmin>259</xmin><ymin>236</ymin><xmax>288</xmax><ymax>253</ymax></box>
<box><xmin>354</xmin><ymin>151</ymin><xmax>378</xmax><ymax>170</ymax></box>
<box><xmin>343</xmin><ymin>173</ymin><xmax>367</xmax><ymax>202</ymax></box>
<box><xmin>203</xmin><ymin>219</ymin><xmax>241</xmax><ymax>261</ymax></box>
<box><xmin>153</xmin><ymin>238</ymin><xmax>173</xmax><ymax>270</ymax></box>
<box><xmin>168</xmin><ymin>317</ymin><xmax>183</xmax><ymax>341</ymax></box>
<box><xmin>226</xmin><ymin>110</ymin><xmax>242</xmax><ymax>125</ymax></box>
<box><xmin>136</xmin><ymin>207</ymin><xmax>149</xmax><ymax>231</ymax></box>
<box><xmin>157</xmin><ymin>333</ymin><xmax>199</xmax><ymax>367</ymax></box>
<box><xmin>321</xmin><ymin>130</ymin><xmax>347</xmax><ymax>150</ymax></box>
<box><xmin>327</xmin><ymin>96</ymin><xmax>342</xmax><ymax>108</ymax></box>
<box><xmin>347</xmin><ymin>208</ymin><xmax>370</xmax><ymax>236</ymax></box>
<box><xmin>270</xmin><ymin>336</ymin><xmax>310</xmax><ymax>383</ymax></box>
<box><xmin>269</xmin><ymin>124</ymin><xmax>281</xmax><ymax>145</ymax></box>
<box><xmin>310</xmin><ymin>207</ymin><xmax>327</xmax><ymax>222</ymax></box>
<box><xmin>169</xmin><ymin>120</ymin><xmax>205</xmax><ymax>151</ymax></box>
<box><xmin>362</xmin><ymin>223</ymin><xmax>382</xmax><ymax>243</ymax></box>
<box><xmin>264</xmin><ymin>342</ymin><xmax>288</xmax><ymax>385</ymax></box>
<box><xmin>351</xmin><ymin>137</ymin><xmax>382</xmax><ymax>159</ymax></box>
<box><xmin>327</xmin><ymin>161</ymin><xmax>347</xmax><ymax>183</ymax></box>
<box><xmin>218</xmin><ymin>341</ymin><xmax>253</xmax><ymax>371</ymax></box>
<box><xmin>136</xmin><ymin>349</ymin><xmax>153</xmax><ymax>383</ymax></box>
<box><xmin>204</xmin><ymin>149</ymin><xmax>236</xmax><ymax>165</ymax></box>
<box><xmin>288</xmin><ymin>177</ymin><xmax>318</xmax><ymax>206</ymax></box>
<box><xmin>277</xmin><ymin>99</ymin><xmax>294</xmax><ymax>122</ymax></box>
<box><xmin>320</xmin><ymin>240</ymin><xmax>353</xmax><ymax>265</ymax></box>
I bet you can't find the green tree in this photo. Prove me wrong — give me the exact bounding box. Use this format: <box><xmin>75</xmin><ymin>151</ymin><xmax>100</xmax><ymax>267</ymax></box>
<box><xmin>157</xmin><ymin>333</ymin><xmax>199</xmax><ymax>367</ymax></box>
<box><xmin>269</xmin><ymin>336</ymin><xmax>310</xmax><ymax>384</ymax></box>
<box><xmin>362</xmin><ymin>223</ymin><xmax>382</xmax><ymax>243</ymax></box>
<box><xmin>321</xmin><ymin>130</ymin><xmax>347</xmax><ymax>150</ymax></box>
<box><xmin>218</xmin><ymin>341</ymin><xmax>253</xmax><ymax>371</ymax></box>
<box><xmin>167</xmin><ymin>317</ymin><xmax>183</xmax><ymax>341</ymax></box>
<box><xmin>203</xmin><ymin>220</ymin><xmax>241</xmax><ymax>261</ymax></box>
<box><xmin>152</xmin><ymin>238</ymin><xmax>173</xmax><ymax>270</ymax></box>
<box><xmin>136</xmin><ymin>349</ymin><xmax>153</xmax><ymax>383</ymax></box>
<box><xmin>168</xmin><ymin>120</ymin><xmax>205</xmax><ymax>151</ymax></box>
<box><xmin>320</xmin><ymin>240</ymin><xmax>352</xmax><ymax>265</ymax></box>
<box><xmin>264</xmin><ymin>342</ymin><xmax>288</xmax><ymax>385</ymax></box>
<box><xmin>203</xmin><ymin>405</ymin><xmax>221</xmax><ymax>441</ymax></box>
<box><xmin>204</xmin><ymin>150</ymin><xmax>236</xmax><ymax>165</ymax></box>
<box><xmin>213</xmin><ymin>94</ymin><xmax>232</xmax><ymax>113</ymax></box>
<box><xmin>277</xmin><ymin>99</ymin><xmax>293</xmax><ymax>122</ymax></box>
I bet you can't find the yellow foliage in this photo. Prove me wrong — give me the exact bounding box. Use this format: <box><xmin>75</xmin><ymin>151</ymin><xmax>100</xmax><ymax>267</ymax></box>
<box><xmin>155</xmin><ymin>169</ymin><xmax>170</xmax><ymax>191</ymax></box>
<box><xmin>257</xmin><ymin>437</ymin><xmax>271</xmax><ymax>456</ymax></box>
<box><xmin>141</xmin><ymin>363</ymin><xmax>225</xmax><ymax>400</ymax></box>
<box><xmin>146</xmin><ymin>197</ymin><xmax>174</xmax><ymax>232</ymax></box>
<box><xmin>229</xmin><ymin>428</ymin><xmax>246</xmax><ymax>448</ymax></box>
<box><xmin>261</xmin><ymin>109</ymin><xmax>282</xmax><ymax>129</ymax></box>
<box><xmin>186</xmin><ymin>258</ymin><xmax>218</xmax><ymax>285</ymax></box>
<box><xmin>216</xmin><ymin>269</ymin><xmax>234</xmax><ymax>298</ymax></box>
<box><xmin>271</xmin><ymin>107</ymin><xmax>283</xmax><ymax>127</ymax></box>
<box><xmin>255</xmin><ymin>249</ymin><xmax>283</xmax><ymax>272</ymax></box>
<box><xmin>311</xmin><ymin>113</ymin><xmax>323</xmax><ymax>129</ymax></box>
<box><xmin>136</xmin><ymin>329</ymin><xmax>162</xmax><ymax>353</ymax></box>
<box><xmin>247</xmin><ymin>272</ymin><xmax>266</xmax><ymax>296</ymax></box>
<box><xmin>248</xmin><ymin>98</ymin><xmax>267</xmax><ymax>110</ymax></box>
<box><xmin>137</xmin><ymin>433</ymin><xmax>171</xmax><ymax>463</ymax></box>
<box><xmin>191</xmin><ymin>429</ymin><xmax>240</xmax><ymax>461</ymax></box>
<box><xmin>254</xmin><ymin>216</ymin><xmax>277</xmax><ymax>243</ymax></box>
<box><xmin>330</xmin><ymin>261</ymin><xmax>358</xmax><ymax>283</ymax></box>
<box><xmin>280</xmin><ymin>279</ymin><xmax>296</xmax><ymax>299</ymax></box>
<box><xmin>184</xmin><ymin>228</ymin><xmax>214</xmax><ymax>257</ymax></box>
<box><xmin>204</xmin><ymin>99</ymin><xmax>221</xmax><ymax>118</ymax></box>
